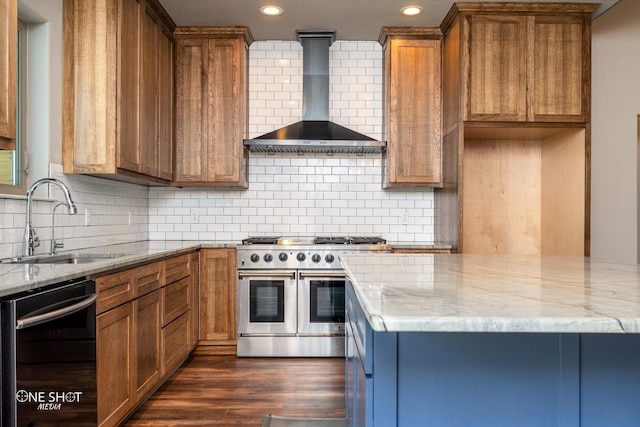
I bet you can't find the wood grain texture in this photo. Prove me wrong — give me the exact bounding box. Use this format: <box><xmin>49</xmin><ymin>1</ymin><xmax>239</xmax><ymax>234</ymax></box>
<box><xmin>380</xmin><ymin>28</ymin><xmax>443</xmax><ymax>188</ymax></box>
<box><xmin>0</xmin><ymin>0</ymin><xmax>16</xmax><ymax>148</ymax></box>
<box><xmin>174</xmin><ymin>28</ymin><xmax>250</xmax><ymax>187</ymax></box>
<box><xmin>126</xmin><ymin>351</ymin><xmax>346</xmax><ymax>426</ymax></box>
<box><xmin>134</xmin><ymin>290</ymin><xmax>162</xmax><ymax>402</ymax></box>
<box><xmin>199</xmin><ymin>249</ymin><xmax>237</xmax><ymax>345</ymax></box>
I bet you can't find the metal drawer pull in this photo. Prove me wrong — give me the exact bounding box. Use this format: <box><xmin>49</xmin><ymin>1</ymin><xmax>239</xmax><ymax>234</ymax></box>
<box><xmin>238</xmin><ymin>271</ymin><xmax>296</xmax><ymax>279</ymax></box>
<box><xmin>298</xmin><ymin>272</ymin><xmax>346</xmax><ymax>279</ymax></box>
<box><xmin>16</xmin><ymin>294</ymin><xmax>97</xmax><ymax>330</ymax></box>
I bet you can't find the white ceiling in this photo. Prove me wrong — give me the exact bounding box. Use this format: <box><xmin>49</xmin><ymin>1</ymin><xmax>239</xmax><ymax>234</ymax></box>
<box><xmin>158</xmin><ymin>0</ymin><xmax>621</xmax><ymax>41</ymax></box>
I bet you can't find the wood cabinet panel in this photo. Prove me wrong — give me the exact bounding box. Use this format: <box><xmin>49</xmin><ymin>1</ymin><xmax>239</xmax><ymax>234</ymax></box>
<box><xmin>174</xmin><ymin>27</ymin><xmax>251</xmax><ymax>187</ymax></box>
<box><xmin>63</xmin><ymin>0</ymin><xmax>174</xmax><ymax>184</ymax></box>
<box><xmin>189</xmin><ymin>252</ymin><xmax>200</xmax><ymax>348</ymax></box>
<box><xmin>0</xmin><ymin>0</ymin><xmax>17</xmax><ymax>149</ymax></box>
<box><xmin>438</xmin><ymin>3</ymin><xmax>595</xmax><ymax>256</ymax></box>
<box><xmin>380</xmin><ymin>28</ymin><xmax>442</xmax><ymax>188</ymax></box>
<box><xmin>162</xmin><ymin>276</ymin><xmax>190</xmax><ymax>326</ymax></box>
<box><xmin>162</xmin><ymin>311</ymin><xmax>190</xmax><ymax>375</ymax></box>
<box><xmin>530</xmin><ymin>15</ymin><xmax>587</xmax><ymax>122</ymax></box>
<box><xmin>96</xmin><ymin>270</ymin><xmax>134</xmax><ymax>315</ymax></box>
<box><xmin>467</xmin><ymin>15</ymin><xmax>527</xmax><ymax>121</ymax></box>
<box><xmin>164</xmin><ymin>253</ymin><xmax>191</xmax><ymax>284</ymax></box>
<box><xmin>97</xmin><ymin>303</ymin><xmax>133</xmax><ymax>427</ymax></box>
<box><xmin>157</xmin><ymin>24</ymin><xmax>174</xmax><ymax>180</ymax></box>
<box><xmin>134</xmin><ymin>261</ymin><xmax>162</xmax><ymax>297</ymax></box>
<box><xmin>96</xmin><ymin>252</ymin><xmax>198</xmax><ymax>426</ymax></box>
<box><xmin>200</xmin><ymin>248</ymin><xmax>237</xmax><ymax>344</ymax></box>
<box><xmin>133</xmin><ymin>290</ymin><xmax>161</xmax><ymax>402</ymax></box>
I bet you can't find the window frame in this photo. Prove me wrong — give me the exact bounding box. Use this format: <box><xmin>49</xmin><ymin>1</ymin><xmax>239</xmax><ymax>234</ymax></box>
<box><xmin>0</xmin><ymin>18</ymin><xmax>27</xmax><ymax>195</ymax></box>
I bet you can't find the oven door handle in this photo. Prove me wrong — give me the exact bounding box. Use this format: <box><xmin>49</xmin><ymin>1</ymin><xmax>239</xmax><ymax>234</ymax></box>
<box><xmin>238</xmin><ymin>271</ymin><xmax>296</xmax><ymax>279</ymax></box>
<box><xmin>298</xmin><ymin>271</ymin><xmax>346</xmax><ymax>279</ymax></box>
<box><xmin>16</xmin><ymin>293</ymin><xmax>97</xmax><ymax>330</ymax></box>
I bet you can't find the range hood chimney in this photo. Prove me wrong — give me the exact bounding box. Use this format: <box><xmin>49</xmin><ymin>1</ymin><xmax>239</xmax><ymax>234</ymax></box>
<box><xmin>243</xmin><ymin>30</ymin><xmax>386</xmax><ymax>154</ymax></box>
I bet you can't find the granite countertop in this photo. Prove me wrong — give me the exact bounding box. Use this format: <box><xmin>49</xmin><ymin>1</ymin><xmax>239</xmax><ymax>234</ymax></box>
<box><xmin>0</xmin><ymin>240</ymin><xmax>236</xmax><ymax>298</ymax></box>
<box><xmin>341</xmin><ymin>253</ymin><xmax>640</xmax><ymax>334</ymax></box>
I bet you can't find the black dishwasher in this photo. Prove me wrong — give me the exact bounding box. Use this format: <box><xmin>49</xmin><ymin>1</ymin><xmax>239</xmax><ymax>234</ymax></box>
<box><xmin>1</xmin><ymin>278</ymin><xmax>97</xmax><ymax>427</ymax></box>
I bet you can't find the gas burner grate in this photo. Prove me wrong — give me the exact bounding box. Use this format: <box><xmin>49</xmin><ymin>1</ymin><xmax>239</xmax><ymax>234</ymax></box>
<box><xmin>313</xmin><ymin>236</ymin><xmax>387</xmax><ymax>245</ymax></box>
<box><xmin>242</xmin><ymin>237</ymin><xmax>281</xmax><ymax>245</ymax></box>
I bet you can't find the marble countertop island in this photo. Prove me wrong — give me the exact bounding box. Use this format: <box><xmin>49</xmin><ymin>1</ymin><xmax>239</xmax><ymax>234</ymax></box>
<box><xmin>341</xmin><ymin>253</ymin><xmax>640</xmax><ymax>334</ymax></box>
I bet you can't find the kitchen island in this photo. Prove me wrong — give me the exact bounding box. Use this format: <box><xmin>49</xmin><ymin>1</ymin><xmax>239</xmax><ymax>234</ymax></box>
<box><xmin>341</xmin><ymin>254</ymin><xmax>640</xmax><ymax>427</ymax></box>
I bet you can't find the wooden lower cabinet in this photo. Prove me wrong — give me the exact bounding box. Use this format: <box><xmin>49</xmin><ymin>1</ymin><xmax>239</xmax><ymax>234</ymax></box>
<box><xmin>97</xmin><ymin>303</ymin><xmax>133</xmax><ymax>427</ymax></box>
<box><xmin>199</xmin><ymin>248</ymin><xmax>237</xmax><ymax>347</ymax></box>
<box><xmin>134</xmin><ymin>290</ymin><xmax>161</xmax><ymax>402</ymax></box>
<box><xmin>96</xmin><ymin>252</ymin><xmax>199</xmax><ymax>427</ymax></box>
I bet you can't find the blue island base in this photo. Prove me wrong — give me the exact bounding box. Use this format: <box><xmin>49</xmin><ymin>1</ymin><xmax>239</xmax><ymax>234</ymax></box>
<box><xmin>345</xmin><ymin>287</ymin><xmax>640</xmax><ymax>427</ymax></box>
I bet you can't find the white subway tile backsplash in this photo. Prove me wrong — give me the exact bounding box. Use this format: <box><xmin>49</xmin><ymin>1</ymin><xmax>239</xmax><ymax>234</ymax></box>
<box><xmin>0</xmin><ymin>41</ymin><xmax>435</xmax><ymax>256</ymax></box>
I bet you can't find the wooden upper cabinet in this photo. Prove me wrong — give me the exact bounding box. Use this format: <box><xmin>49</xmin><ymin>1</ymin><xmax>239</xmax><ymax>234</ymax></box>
<box><xmin>379</xmin><ymin>27</ymin><xmax>443</xmax><ymax>188</ymax></box>
<box><xmin>0</xmin><ymin>0</ymin><xmax>17</xmax><ymax>150</ymax></box>
<box><xmin>63</xmin><ymin>0</ymin><xmax>175</xmax><ymax>184</ymax></box>
<box><xmin>174</xmin><ymin>27</ymin><xmax>252</xmax><ymax>187</ymax></box>
<box><xmin>453</xmin><ymin>3</ymin><xmax>596</xmax><ymax>123</ymax></box>
<box><xmin>467</xmin><ymin>15</ymin><xmax>527</xmax><ymax>121</ymax></box>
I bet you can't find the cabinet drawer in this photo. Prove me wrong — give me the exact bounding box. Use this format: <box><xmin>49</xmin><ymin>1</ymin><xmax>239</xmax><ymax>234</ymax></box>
<box><xmin>164</xmin><ymin>254</ymin><xmax>191</xmax><ymax>285</ymax></box>
<box><xmin>162</xmin><ymin>311</ymin><xmax>190</xmax><ymax>375</ymax></box>
<box><xmin>134</xmin><ymin>262</ymin><xmax>162</xmax><ymax>297</ymax></box>
<box><xmin>96</xmin><ymin>270</ymin><xmax>134</xmax><ymax>314</ymax></box>
<box><xmin>162</xmin><ymin>277</ymin><xmax>190</xmax><ymax>326</ymax></box>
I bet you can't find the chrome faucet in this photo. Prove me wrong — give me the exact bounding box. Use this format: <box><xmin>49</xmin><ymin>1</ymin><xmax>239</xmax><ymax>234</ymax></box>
<box><xmin>50</xmin><ymin>202</ymin><xmax>68</xmax><ymax>255</ymax></box>
<box><xmin>24</xmin><ymin>178</ymin><xmax>78</xmax><ymax>257</ymax></box>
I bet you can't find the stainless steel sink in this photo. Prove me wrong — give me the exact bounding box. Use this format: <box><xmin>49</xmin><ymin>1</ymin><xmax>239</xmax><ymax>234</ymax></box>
<box><xmin>3</xmin><ymin>252</ymin><xmax>129</xmax><ymax>264</ymax></box>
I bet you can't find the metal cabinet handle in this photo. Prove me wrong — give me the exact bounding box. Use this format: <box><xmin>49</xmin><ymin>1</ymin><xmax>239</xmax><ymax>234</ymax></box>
<box><xmin>298</xmin><ymin>271</ymin><xmax>346</xmax><ymax>279</ymax></box>
<box><xmin>16</xmin><ymin>294</ymin><xmax>97</xmax><ymax>330</ymax></box>
<box><xmin>238</xmin><ymin>271</ymin><xmax>296</xmax><ymax>279</ymax></box>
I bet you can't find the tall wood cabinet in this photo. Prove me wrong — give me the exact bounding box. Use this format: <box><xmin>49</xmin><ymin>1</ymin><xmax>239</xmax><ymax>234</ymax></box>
<box><xmin>199</xmin><ymin>248</ymin><xmax>237</xmax><ymax>350</ymax></box>
<box><xmin>436</xmin><ymin>3</ymin><xmax>597</xmax><ymax>256</ymax></box>
<box><xmin>379</xmin><ymin>27</ymin><xmax>443</xmax><ymax>188</ymax></box>
<box><xmin>62</xmin><ymin>0</ymin><xmax>175</xmax><ymax>184</ymax></box>
<box><xmin>174</xmin><ymin>27</ymin><xmax>252</xmax><ymax>187</ymax></box>
<box><xmin>0</xmin><ymin>0</ymin><xmax>16</xmax><ymax>150</ymax></box>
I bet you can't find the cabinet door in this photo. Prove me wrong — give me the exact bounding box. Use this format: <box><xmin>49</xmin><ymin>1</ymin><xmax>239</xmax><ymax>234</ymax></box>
<box><xmin>383</xmin><ymin>37</ymin><xmax>442</xmax><ymax>188</ymax></box>
<box><xmin>175</xmin><ymin>34</ymin><xmax>248</xmax><ymax>187</ymax></box>
<box><xmin>466</xmin><ymin>15</ymin><xmax>527</xmax><ymax>121</ymax></box>
<box><xmin>97</xmin><ymin>303</ymin><xmax>133</xmax><ymax>427</ymax></box>
<box><xmin>0</xmin><ymin>0</ymin><xmax>16</xmax><ymax>149</ymax></box>
<box><xmin>138</xmin><ymin>0</ymin><xmax>159</xmax><ymax>177</ymax></box>
<box><xmin>117</xmin><ymin>0</ymin><xmax>142</xmax><ymax>172</ymax></box>
<box><xmin>199</xmin><ymin>248</ymin><xmax>237</xmax><ymax>344</ymax></box>
<box><xmin>175</xmin><ymin>38</ymin><xmax>207</xmax><ymax>183</ymax></box>
<box><xmin>133</xmin><ymin>290</ymin><xmax>161</xmax><ymax>402</ymax></box>
<box><xmin>189</xmin><ymin>252</ymin><xmax>200</xmax><ymax>349</ymax></box>
<box><xmin>530</xmin><ymin>15</ymin><xmax>587</xmax><ymax>122</ymax></box>
<box><xmin>157</xmin><ymin>24</ymin><xmax>174</xmax><ymax>180</ymax></box>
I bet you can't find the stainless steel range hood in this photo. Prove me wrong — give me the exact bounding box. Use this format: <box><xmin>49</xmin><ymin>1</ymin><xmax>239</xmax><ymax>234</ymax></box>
<box><xmin>243</xmin><ymin>30</ymin><xmax>386</xmax><ymax>154</ymax></box>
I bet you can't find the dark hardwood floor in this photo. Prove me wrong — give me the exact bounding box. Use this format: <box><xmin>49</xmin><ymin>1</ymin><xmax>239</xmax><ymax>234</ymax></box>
<box><xmin>125</xmin><ymin>347</ymin><xmax>346</xmax><ymax>426</ymax></box>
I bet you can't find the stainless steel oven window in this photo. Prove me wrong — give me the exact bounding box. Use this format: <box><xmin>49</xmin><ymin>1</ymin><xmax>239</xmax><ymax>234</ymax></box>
<box><xmin>309</xmin><ymin>280</ymin><xmax>345</xmax><ymax>323</ymax></box>
<box><xmin>250</xmin><ymin>280</ymin><xmax>285</xmax><ymax>322</ymax></box>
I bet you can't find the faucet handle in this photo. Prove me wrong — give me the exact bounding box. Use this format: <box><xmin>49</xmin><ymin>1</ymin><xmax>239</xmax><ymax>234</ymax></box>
<box><xmin>31</xmin><ymin>228</ymin><xmax>40</xmax><ymax>249</ymax></box>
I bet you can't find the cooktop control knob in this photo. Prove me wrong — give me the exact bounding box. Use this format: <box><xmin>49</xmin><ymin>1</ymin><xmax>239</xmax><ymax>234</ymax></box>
<box><xmin>311</xmin><ymin>254</ymin><xmax>321</xmax><ymax>263</ymax></box>
<box><xmin>279</xmin><ymin>252</ymin><xmax>288</xmax><ymax>261</ymax></box>
<box><xmin>297</xmin><ymin>252</ymin><xmax>306</xmax><ymax>262</ymax></box>
<box><xmin>263</xmin><ymin>253</ymin><xmax>273</xmax><ymax>263</ymax></box>
<box><xmin>250</xmin><ymin>254</ymin><xmax>260</xmax><ymax>263</ymax></box>
<box><xmin>325</xmin><ymin>254</ymin><xmax>335</xmax><ymax>263</ymax></box>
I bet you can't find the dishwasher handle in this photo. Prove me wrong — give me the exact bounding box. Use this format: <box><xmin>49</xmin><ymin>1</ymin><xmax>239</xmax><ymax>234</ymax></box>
<box><xmin>16</xmin><ymin>293</ymin><xmax>97</xmax><ymax>330</ymax></box>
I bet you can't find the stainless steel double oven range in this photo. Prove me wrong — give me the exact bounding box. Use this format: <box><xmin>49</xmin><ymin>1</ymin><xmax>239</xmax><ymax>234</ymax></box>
<box><xmin>237</xmin><ymin>236</ymin><xmax>389</xmax><ymax>357</ymax></box>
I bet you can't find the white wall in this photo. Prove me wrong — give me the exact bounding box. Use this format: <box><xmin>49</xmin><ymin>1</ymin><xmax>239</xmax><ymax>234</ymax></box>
<box><xmin>591</xmin><ymin>0</ymin><xmax>640</xmax><ymax>263</ymax></box>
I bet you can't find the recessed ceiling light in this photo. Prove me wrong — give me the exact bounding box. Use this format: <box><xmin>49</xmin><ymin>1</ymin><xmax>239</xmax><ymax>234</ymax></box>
<box><xmin>260</xmin><ymin>5</ymin><xmax>283</xmax><ymax>16</ymax></box>
<box><xmin>401</xmin><ymin>6</ymin><xmax>424</xmax><ymax>16</ymax></box>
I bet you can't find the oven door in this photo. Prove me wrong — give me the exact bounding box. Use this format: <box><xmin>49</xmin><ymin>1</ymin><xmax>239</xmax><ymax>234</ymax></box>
<box><xmin>297</xmin><ymin>270</ymin><xmax>346</xmax><ymax>336</ymax></box>
<box><xmin>238</xmin><ymin>270</ymin><xmax>297</xmax><ymax>335</ymax></box>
